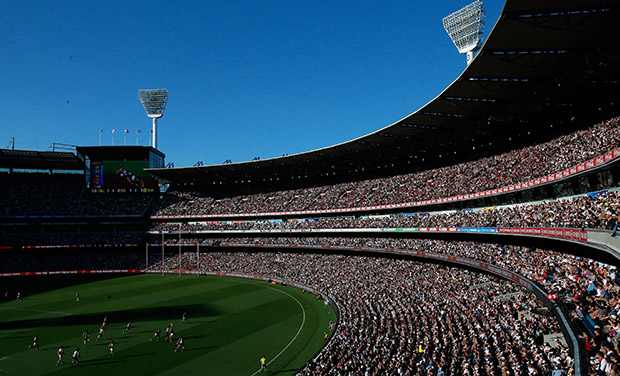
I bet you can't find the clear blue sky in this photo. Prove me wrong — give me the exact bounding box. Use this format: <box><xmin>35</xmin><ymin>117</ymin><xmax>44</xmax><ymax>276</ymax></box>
<box><xmin>1</xmin><ymin>0</ymin><xmax>502</xmax><ymax>167</ymax></box>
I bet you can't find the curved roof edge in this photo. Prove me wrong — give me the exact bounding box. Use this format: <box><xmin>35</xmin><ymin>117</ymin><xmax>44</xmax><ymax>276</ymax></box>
<box><xmin>149</xmin><ymin>0</ymin><xmax>620</xmax><ymax>185</ymax></box>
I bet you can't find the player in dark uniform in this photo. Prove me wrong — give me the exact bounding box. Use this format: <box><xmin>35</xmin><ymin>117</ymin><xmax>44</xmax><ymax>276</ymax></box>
<box><xmin>165</xmin><ymin>323</ymin><xmax>173</xmax><ymax>341</ymax></box>
<box><xmin>71</xmin><ymin>348</ymin><xmax>80</xmax><ymax>366</ymax></box>
<box><xmin>56</xmin><ymin>346</ymin><xmax>64</xmax><ymax>366</ymax></box>
<box><xmin>108</xmin><ymin>341</ymin><xmax>115</xmax><ymax>358</ymax></box>
<box><xmin>123</xmin><ymin>321</ymin><xmax>132</xmax><ymax>334</ymax></box>
<box><xmin>174</xmin><ymin>336</ymin><xmax>185</xmax><ymax>352</ymax></box>
<box><xmin>102</xmin><ymin>316</ymin><xmax>108</xmax><ymax>328</ymax></box>
<box><xmin>28</xmin><ymin>335</ymin><xmax>39</xmax><ymax>350</ymax></box>
<box><xmin>97</xmin><ymin>326</ymin><xmax>104</xmax><ymax>340</ymax></box>
<box><xmin>82</xmin><ymin>330</ymin><xmax>89</xmax><ymax>346</ymax></box>
<box><xmin>150</xmin><ymin>329</ymin><xmax>161</xmax><ymax>342</ymax></box>
<box><xmin>182</xmin><ymin>312</ymin><xmax>187</xmax><ymax>323</ymax></box>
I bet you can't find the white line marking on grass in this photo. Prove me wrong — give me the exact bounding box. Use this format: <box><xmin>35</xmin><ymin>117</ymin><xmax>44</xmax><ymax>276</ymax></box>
<box><xmin>250</xmin><ymin>285</ymin><xmax>306</xmax><ymax>376</ymax></box>
<box><xmin>0</xmin><ymin>306</ymin><xmax>72</xmax><ymax>317</ymax></box>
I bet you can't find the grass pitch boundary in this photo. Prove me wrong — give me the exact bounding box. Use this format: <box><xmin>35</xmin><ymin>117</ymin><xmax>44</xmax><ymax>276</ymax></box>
<box><xmin>250</xmin><ymin>284</ymin><xmax>306</xmax><ymax>375</ymax></box>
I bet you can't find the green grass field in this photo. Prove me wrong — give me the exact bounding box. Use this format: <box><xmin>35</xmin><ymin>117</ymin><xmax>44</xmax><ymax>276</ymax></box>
<box><xmin>0</xmin><ymin>274</ymin><xmax>335</xmax><ymax>375</ymax></box>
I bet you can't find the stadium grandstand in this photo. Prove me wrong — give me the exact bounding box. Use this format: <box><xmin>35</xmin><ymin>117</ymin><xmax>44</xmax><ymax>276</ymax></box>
<box><xmin>3</xmin><ymin>0</ymin><xmax>620</xmax><ymax>375</ymax></box>
<box><xmin>0</xmin><ymin>147</ymin><xmax>159</xmax><ymax>249</ymax></box>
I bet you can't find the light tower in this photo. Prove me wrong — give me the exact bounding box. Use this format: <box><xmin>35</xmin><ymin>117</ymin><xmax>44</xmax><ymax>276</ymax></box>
<box><xmin>138</xmin><ymin>89</ymin><xmax>168</xmax><ymax>150</ymax></box>
<box><xmin>442</xmin><ymin>0</ymin><xmax>486</xmax><ymax>65</ymax></box>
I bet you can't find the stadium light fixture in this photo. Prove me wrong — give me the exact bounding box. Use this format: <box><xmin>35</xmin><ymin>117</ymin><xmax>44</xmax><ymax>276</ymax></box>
<box><xmin>442</xmin><ymin>0</ymin><xmax>486</xmax><ymax>65</ymax></box>
<box><xmin>138</xmin><ymin>89</ymin><xmax>168</xmax><ymax>150</ymax></box>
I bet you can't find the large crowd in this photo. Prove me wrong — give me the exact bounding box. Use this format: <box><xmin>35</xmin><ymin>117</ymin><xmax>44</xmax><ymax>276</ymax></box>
<box><xmin>0</xmin><ymin>232</ymin><xmax>144</xmax><ymax>248</ymax></box>
<box><xmin>155</xmin><ymin>116</ymin><xmax>620</xmax><ymax>216</ymax></box>
<box><xmin>0</xmin><ymin>250</ymin><xmax>143</xmax><ymax>273</ymax></box>
<box><xmin>150</xmin><ymin>250</ymin><xmax>574</xmax><ymax>375</ymax></box>
<box><xmin>152</xmin><ymin>237</ymin><xmax>620</xmax><ymax>374</ymax></box>
<box><xmin>0</xmin><ymin>173</ymin><xmax>153</xmax><ymax>217</ymax></box>
<box><xmin>151</xmin><ymin>189</ymin><xmax>620</xmax><ymax>233</ymax></box>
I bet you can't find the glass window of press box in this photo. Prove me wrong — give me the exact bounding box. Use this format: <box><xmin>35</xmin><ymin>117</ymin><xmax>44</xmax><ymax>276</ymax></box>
<box><xmin>150</xmin><ymin>150</ymin><xmax>164</xmax><ymax>169</ymax></box>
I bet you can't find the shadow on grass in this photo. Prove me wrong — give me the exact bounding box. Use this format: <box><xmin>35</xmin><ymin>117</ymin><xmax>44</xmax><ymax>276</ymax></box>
<box><xmin>183</xmin><ymin>345</ymin><xmax>217</xmax><ymax>352</ymax></box>
<box><xmin>0</xmin><ymin>335</ymin><xmax>29</xmax><ymax>340</ymax></box>
<box><xmin>183</xmin><ymin>320</ymin><xmax>211</xmax><ymax>324</ymax></box>
<box><xmin>80</xmin><ymin>359</ymin><xmax>124</xmax><ymax>367</ymax></box>
<box><xmin>78</xmin><ymin>352</ymin><xmax>156</xmax><ymax>367</ymax></box>
<box><xmin>121</xmin><ymin>352</ymin><xmax>157</xmax><ymax>359</ymax></box>
<box><xmin>182</xmin><ymin>335</ymin><xmax>204</xmax><ymax>340</ymax></box>
<box><xmin>0</xmin><ymin>304</ymin><xmax>222</xmax><ymax>331</ymax></box>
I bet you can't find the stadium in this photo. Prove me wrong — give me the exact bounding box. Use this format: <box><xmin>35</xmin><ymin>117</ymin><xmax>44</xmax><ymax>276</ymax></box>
<box><xmin>2</xmin><ymin>0</ymin><xmax>620</xmax><ymax>375</ymax></box>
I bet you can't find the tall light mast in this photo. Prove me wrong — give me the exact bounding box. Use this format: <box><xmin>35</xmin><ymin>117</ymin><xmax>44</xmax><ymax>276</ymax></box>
<box><xmin>442</xmin><ymin>1</ymin><xmax>486</xmax><ymax>65</ymax></box>
<box><xmin>138</xmin><ymin>89</ymin><xmax>168</xmax><ymax>150</ymax></box>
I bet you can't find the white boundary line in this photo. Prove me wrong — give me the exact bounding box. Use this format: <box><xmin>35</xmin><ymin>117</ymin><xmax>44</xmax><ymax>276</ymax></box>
<box><xmin>0</xmin><ymin>306</ymin><xmax>72</xmax><ymax>317</ymax></box>
<box><xmin>250</xmin><ymin>285</ymin><xmax>306</xmax><ymax>376</ymax></box>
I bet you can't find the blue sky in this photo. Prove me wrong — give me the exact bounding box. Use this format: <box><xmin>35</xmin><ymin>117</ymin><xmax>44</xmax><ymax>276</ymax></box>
<box><xmin>1</xmin><ymin>0</ymin><xmax>502</xmax><ymax>167</ymax></box>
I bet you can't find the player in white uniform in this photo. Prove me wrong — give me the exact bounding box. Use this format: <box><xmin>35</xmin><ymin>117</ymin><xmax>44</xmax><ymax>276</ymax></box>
<box><xmin>123</xmin><ymin>321</ymin><xmax>132</xmax><ymax>334</ymax></box>
<box><xmin>71</xmin><ymin>348</ymin><xmax>80</xmax><ymax>366</ymax></box>
<box><xmin>174</xmin><ymin>336</ymin><xmax>185</xmax><ymax>352</ymax></box>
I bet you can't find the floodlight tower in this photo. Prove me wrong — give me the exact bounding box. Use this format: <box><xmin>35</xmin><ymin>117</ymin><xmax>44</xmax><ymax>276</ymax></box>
<box><xmin>138</xmin><ymin>89</ymin><xmax>168</xmax><ymax>150</ymax></box>
<box><xmin>442</xmin><ymin>0</ymin><xmax>486</xmax><ymax>65</ymax></box>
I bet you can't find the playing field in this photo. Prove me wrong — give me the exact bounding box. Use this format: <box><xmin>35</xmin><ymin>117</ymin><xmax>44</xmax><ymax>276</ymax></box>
<box><xmin>0</xmin><ymin>274</ymin><xmax>336</xmax><ymax>375</ymax></box>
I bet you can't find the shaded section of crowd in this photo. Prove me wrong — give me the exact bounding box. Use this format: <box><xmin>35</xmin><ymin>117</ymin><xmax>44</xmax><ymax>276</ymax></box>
<box><xmin>0</xmin><ymin>232</ymin><xmax>144</xmax><ymax>247</ymax></box>
<box><xmin>0</xmin><ymin>250</ymin><xmax>143</xmax><ymax>273</ymax></box>
<box><xmin>0</xmin><ymin>172</ymin><xmax>153</xmax><ymax>217</ymax></box>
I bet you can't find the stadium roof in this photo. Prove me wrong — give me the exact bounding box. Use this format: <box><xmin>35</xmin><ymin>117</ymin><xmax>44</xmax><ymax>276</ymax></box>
<box><xmin>76</xmin><ymin>146</ymin><xmax>164</xmax><ymax>162</ymax></box>
<box><xmin>0</xmin><ymin>149</ymin><xmax>83</xmax><ymax>170</ymax></box>
<box><xmin>149</xmin><ymin>0</ymin><xmax>620</xmax><ymax>186</ymax></box>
